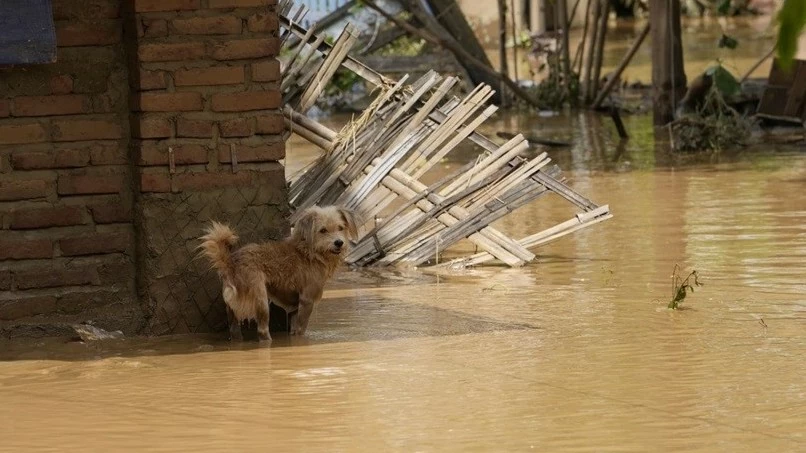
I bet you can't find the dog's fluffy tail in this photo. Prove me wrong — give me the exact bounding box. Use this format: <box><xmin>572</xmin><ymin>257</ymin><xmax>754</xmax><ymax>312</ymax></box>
<box><xmin>199</xmin><ymin>222</ymin><xmax>238</xmax><ymax>281</ymax></box>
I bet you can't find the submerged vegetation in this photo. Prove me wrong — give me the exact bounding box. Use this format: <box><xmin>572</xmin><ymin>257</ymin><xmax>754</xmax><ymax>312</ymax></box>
<box><xmin>671</xmin><ymin>65</ymin><xmax>754</xmax><ymax>152</ymax></box>
<box><xmin>521</xmin><ymin>44</ymin><xmax>580</xmax><ymax>110</ymax></box>
<box><xmin>667</xmin><ymin>265</ymin><xmax>703</xmax><ymax>310</ymax></box>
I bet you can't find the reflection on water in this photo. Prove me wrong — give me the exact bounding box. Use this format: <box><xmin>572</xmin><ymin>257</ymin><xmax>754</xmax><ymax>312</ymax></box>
<box><xmin>2</xmin><ymin>108</ymin><xmax>804</xmax><ymax>451</ymax></box>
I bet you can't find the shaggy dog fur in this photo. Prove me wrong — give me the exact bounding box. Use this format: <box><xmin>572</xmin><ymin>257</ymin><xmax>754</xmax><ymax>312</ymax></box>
<box><xmin>199</xmin><ymin>206</ymin><xmax>359</xmax><ymax>341</ymax></box>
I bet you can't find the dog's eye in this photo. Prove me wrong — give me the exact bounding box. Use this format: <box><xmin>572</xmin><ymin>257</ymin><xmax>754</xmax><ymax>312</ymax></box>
<box><xmin>338</xmin><ymin>225</ymin><xmax>344</xmax><ymax>231</ymax></box>
<box><xmin>319</xmin><ymin>228</ymin><xmax>328</xmax><ymax>234</ymax></box>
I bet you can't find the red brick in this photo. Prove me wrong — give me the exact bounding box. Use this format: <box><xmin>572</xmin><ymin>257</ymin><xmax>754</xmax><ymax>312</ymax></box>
<box><xmin>134</xmin><ymin>0</ymin><xmax>200</xmax><ymax>12</ymax></box>
<box><xmin>91</xmin><ymin>93</ymin><xmax>118</xmax><ymax>113</ymax></box>
<box><xmin>0</xmin><ymin>124</ymin><xmax>48</xmax><ymax>145</ymax></box>
<box><xmin>57</xmin><ymin>175</ymin><xmax>123</xmax><ymax>195</ymax></box>
<box><xmin>140</xmin><ymin>173</ymin><xmax>171</xmax><ymax>193</ymax></box>
<box><xmin>52</xmin><ymin>0</ymin><xmax>120</xmax><ymax>19</ymax></box>
<box><xmin>176</xmin><ymin>118</ymin><xmax>214</xmax><ymax>138</ymax></box>
<box><xmin>135</xmin><ymin>92</ymin><xmax>203</xmax><ymax>112</ymax></box>
<box><xmin>15</xmin><ymin>267</ymin><xmax>98</xmax><ymax>290</ymax></box>
<box><xmin>89</xmin><ymin>201</ymin><xmax>132</xmax><ymax>224</ymax></box>
<box><xmin>219</xmin><ymin>143</ymin><xmax>284</xmax><ymax>162</ymax></box>
<box><xmin>255</xmin><ymin>114</ymin><xmax>285</xmax><ymax>134</ymax></box>
<box><xmin>208</xmin><ymin>0</ymin><xmax>275</xmax><ymax>7</ymax></box>
<box><xmin>210</xmin><ymin>38</ymin><xmax>279</xmax><ymax>60</ymax></box>
<box><xmin>219</xmin><ymin>118</ymin><xmax>252</xmax><ymax>137</ymax></box>
<box><xmin>246</xmin><ymin>13</ymin><xmax>279</xmax><ymax>33</ymax></box>
<box><xmin>0</xmin><ymin>100</ymin><xmax>9</xmax><ymax>118</ymax></box>
<box><xmin>132</xmin><ymin>116</ymin><xmax>173</xmax><ymax>139</ymax></box>
<box><xmin>56</xmin><ymin>21</ymin><xmax>121</xmax><ymax>47</ymax></box>
<box><xmin>0</xmin><ymin>238</ymin><xmax>52</xmax><ymax>260</ymax></box>
<box><xmin>141</xmin><ymin>19</ymin><xmax>168</xmax><ymax>38</ymax></box>
<box><xmin>0</xmin><ymin>271</ymin><xmax>10</xmax><ymax>290</ymax></box>
<box><xmin>211</xmin><ymin>91</ymin><xmax>281</xmax><ymax>112</ymax></box>
<box><xmin>139</xmin><ymin>42</ymin><xmax>206</xmax><ymax>62</ymax></box>
<box><xmin>12</xmin><ymin>95</ymin><xmax>88</xmax><ymax>117</ymax></box>
<box><xmin>172</xmin><ymin>16</ymin><xmax>242</xmax><ymax>35</ymax></box>
<box><xmin>11</xmin><ymin>149</ymin><xmax>90</xmax><ymax>170</ymax></box>
<box><xmin>174</xmin><ymin>171</ymin><xmax>251</xmax><ymax>191</ymax></box>
<box><xmin>89</xmin><ymin>145</ymin><xmax>127</xmax><ymax>165</ymax></box>
<box><xmin>252</xmin><ymin>60</ymin><xmax>281</xmax><ymax>82</ymax></box>
<box><xmin>59</xmin><ymin>232</ymin><xmax>130</xmax><ymax>256</ymax></box>
<box><xmin>174</xmin><ymin>66</ymin><xmax>244</xmax><ymax>86</ymax></box>
<box><xmin>137</xmin><ymin>70</ymin><xmax>167</xmax><ymax>91</ymax></box>
<box><xmin>50</xmin><ymin>75</ymin><xmax>74</xmax><ymax>94</ymax></box>
<box><xmin>52</xmin><ymin>119</ymin><xmax>123</xmax><ymax>142</ymax></box>
<box><xmin>139</xmin><ymin>145</ymin><xmax>209</xmax><ymax>166</ymax></box>
<box><xmin>0</xmin><ymin>180</ymin><xmax>48</xmax><ymax>201</ymax></box>
<box><xmin>10</xmin><ymin>206</ymin><xmax>86</xmax><ymax>230</ymax></box>
<box><xmin>0</xmin><ymin>296</ymin><xmax>58</xmax><ymax>321</ymax></box>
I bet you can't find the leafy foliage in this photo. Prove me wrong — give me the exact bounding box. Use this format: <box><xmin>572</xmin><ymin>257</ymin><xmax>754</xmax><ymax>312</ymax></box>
<box><xmin>717</xmin><ymin>33</ymin><xmax>739</xmax><ymax>49</ymax></box>
<box><xmin>705</xmin><ymin>64</ymin><xmax>740</xmax><ymax>97</ymax></box>
<box><xmin>776</xmin><ymin>0</ymin><xmax>806</xmax><ymax>69</ymax></box>
<box><xmin>667</xmin><ymin>265</ymin><xmax>703</xmax><ymax>310</ymax></box>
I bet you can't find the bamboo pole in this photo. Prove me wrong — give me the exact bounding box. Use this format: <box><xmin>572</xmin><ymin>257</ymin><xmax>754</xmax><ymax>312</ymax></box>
<box><xmin>297</xmin><ymin>23</ymin><xmax>359</xmax><ymax>112</ymax></box>
<box><xmin>441</xmin><ymin>205</ymin><xmax>612</xmax><ymax>267</ymax></box>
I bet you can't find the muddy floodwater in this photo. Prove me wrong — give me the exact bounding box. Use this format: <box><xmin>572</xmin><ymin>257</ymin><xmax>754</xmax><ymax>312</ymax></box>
<box><xmin>2</xmin><ymin>109</ymin><xmax>804</xmax><ymax>451</ymax></box>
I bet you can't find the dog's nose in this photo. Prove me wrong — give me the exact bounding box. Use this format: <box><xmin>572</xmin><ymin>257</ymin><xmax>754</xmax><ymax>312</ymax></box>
<box><xmin>334</xmin><ymin>239</ymin><xmax>344</xmax><ymax>248</ymax></box>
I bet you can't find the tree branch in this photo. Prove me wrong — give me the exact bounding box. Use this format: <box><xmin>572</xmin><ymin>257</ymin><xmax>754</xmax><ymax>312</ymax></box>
<box><xmin>361</xmin><ymin>0</ymin><xmax>544</xmax><ymax>109</ymax></box>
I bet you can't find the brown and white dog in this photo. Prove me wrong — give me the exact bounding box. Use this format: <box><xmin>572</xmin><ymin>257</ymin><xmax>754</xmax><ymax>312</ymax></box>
<box><xmin>199</xmin><ymin>206</ymin><xmax>359</xmax><ymax>341</ymax></box>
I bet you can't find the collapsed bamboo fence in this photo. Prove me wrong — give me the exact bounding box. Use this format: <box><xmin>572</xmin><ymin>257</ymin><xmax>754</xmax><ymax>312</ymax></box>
<box><xmin>277</xmin><ymin>0</ymin><xmax>612</xmax><ymax>268</ymax></box>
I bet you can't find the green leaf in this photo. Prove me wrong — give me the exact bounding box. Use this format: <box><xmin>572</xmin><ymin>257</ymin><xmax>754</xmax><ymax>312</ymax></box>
<box><xmin>718</xmin><ymin>34</ymin><xmax>739</xmax><ymax>49</ymax></box>
<box><xmin>776</xmin><ymin>0</ymin><xmax>806</xmax><ymax>70</ymax></box>
<box><xmin>706</xmin><ymin>65</ymin><xmax>741</xmax><ymax>97</ymax></box>
<box><xmin>717</xmin><ymin>0</ymin><xmax>732</xmax><ymax>15</ymax></box>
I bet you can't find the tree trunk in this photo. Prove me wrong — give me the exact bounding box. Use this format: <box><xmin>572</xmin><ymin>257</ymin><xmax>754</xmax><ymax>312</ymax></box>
<box><xmin>557</xmin><ymin>0</ymin><xmax>572</xmax><ymax>101</ymax></box>
<box><xmin>510</xmin><ymin>0</ymin><xmax>519</xmax><ymax>83</ymax></box>
<box><xmin>424</xmin><ymin>0</ymin><xmax>503</xmax><ymax>104</ymax></box>
<box><xmin>498</xmin><ymin>0</ymin><xmax>510</xmax><ymax>106</ymax></box>
<box><xmin>590</xmin><ymin>0</ymin><xmax>610</xmax><ymax>101</ymax></box>
<box><xmin>582</xmin><ymin>0</ymin><xmax>601</xmax><ymax>101</ymax></box>
<box><xmin>650</xmin><ymin>0</ymin><xmax>687</xmax><ymax>125</ymax></box>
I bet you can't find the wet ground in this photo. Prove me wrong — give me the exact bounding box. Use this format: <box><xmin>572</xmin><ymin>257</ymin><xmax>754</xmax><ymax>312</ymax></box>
<box><xmin>2</xmin><ymin>109</ymin><xmax>805</xmax><ymax>451</ymax></box>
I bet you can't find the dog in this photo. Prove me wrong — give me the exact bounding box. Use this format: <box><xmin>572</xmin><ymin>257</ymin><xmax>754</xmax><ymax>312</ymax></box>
<box><xmin>199</xmin><ymin>205</ymin><xmax>359</xmax><ymax>342</ymax></box>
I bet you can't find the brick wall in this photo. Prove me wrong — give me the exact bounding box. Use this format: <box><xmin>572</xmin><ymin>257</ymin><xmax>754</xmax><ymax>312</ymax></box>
<box><xmin>132</xmin><ymin>0</ymin><xmax>288</xmax><ymax>335</ymax></box>
<box><xmin>0</xmin><ymin>0</ymin><xmax>139</xmax><ymax>337</ymax></box>
<box><xmin>0</xmin><ymin>0</ymin><xmax>288</xmax><ymax>337</ymax></box>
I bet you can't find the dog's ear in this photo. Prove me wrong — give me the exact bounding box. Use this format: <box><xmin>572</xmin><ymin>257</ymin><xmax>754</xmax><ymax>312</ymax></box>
<box><xmin>338</xmin><ymin>207</ymin><xmax>360</xmax><ymax>240</ymax></box>
<box><xmin>293</xmin><ymin>208</ymin><xmax>318</xmax><ymax>248</ymax></box>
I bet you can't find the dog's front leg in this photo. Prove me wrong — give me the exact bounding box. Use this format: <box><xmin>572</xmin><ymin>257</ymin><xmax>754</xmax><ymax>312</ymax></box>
<box><xmin>291</xmin><ymin>299</ymin><xmax>313</xmax><ymax>335</ymax></box>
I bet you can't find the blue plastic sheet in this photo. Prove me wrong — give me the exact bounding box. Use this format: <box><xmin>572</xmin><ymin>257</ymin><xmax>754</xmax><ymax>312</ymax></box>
<box><xmin>0</xmin><ymin>0</ymin><xmax>56</xmax><ymax>65</ymax></box>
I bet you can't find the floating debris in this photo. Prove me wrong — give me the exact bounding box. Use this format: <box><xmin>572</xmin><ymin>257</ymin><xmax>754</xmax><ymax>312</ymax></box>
<box><xmin>72</xmin><ymin>323</ymin><xmax>125</xmax><ymax>342</ymax></box>
<box><xmin>277</xmin><ymin>1</ymin><xmax>611</xmax><ymax>268</ymax></box>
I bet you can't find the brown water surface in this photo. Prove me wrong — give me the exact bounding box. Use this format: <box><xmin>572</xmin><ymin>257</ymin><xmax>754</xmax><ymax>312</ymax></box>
<box><xmin>2</xmin><ymin>109</ymin><xmax>805</xmax><ymax>452</ymax></box>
